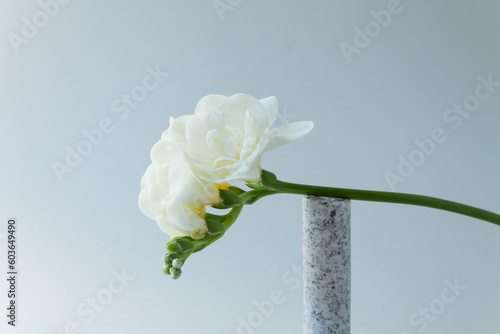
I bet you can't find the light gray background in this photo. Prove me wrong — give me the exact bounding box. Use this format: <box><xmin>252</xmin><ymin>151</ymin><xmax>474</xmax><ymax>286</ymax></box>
<box><xmin>1</xmin><ymin>0</ymin><xmax>499</xmax><ymax>333</ymax></box>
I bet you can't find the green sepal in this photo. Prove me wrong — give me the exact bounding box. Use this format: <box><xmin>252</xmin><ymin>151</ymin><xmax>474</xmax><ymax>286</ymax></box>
<box><xmin>165</xmin><ymin>237</ymin><xmax>194</xmax><ymax>254</ymax></box>
<box><xmin>260</xmin><ymin>170</ymin><xmax>279</xmax><ymax>190</ymax></box>
<box><xmin>205</xmin><ymin>219</ymin><xmax>226</xmax><ymax>236</ymax></box>
<box><xmin>216</xmin><ymin>189</ymin><xmax>242</xmax><ymax>208</ymax></box>
<box><xmin>245</xmin><ymin>181</ymin><xmax>262</xmax><ymax>190</ymax></box>
<box><xmin>228</xmin><ymin>186</ymin><xmax>245</xmax><ymax>195</ymax></box>
<box><xmin>204</xmin><ymin>212</ymin><xmax>227</xmax><ymax>223</ymax></box>
<box><xmin>193</xmin><ymin>243</ymin><xmax>208</xmax><ymax>253</ymax></box>
<box><xmin>246</xmin><ymin>170</ymin><xmax>279</xmax><ymax>191</ymax></box>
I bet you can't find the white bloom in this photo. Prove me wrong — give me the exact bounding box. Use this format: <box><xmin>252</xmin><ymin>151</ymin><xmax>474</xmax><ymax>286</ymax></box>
<box><xmin>172</xmin><ymin>93</ymin><xmax>314</xmax><ymax>183</ymax></box>
<box><xmin>139</xmin><ymin>93</ymin><xmax>314</xmax><ymax>238</ymax></box>
<box><xmin>138</xmin><ymin>137</ymin><xmax>221</xmax><ymax>239</ymax></box>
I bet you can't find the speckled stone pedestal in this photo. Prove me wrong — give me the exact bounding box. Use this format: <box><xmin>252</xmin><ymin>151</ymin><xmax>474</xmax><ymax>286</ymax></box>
<box><xmin>303</xmin><ymin>196</ymin><xmax>351</xmax><ymax>334</ymax></box>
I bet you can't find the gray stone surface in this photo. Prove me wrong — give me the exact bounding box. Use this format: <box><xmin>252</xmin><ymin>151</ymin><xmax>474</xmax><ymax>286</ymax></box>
<box><xmin>303</xmin><ymin>196</ymin><xmax>351</xmax><ymax>334</ymax></box>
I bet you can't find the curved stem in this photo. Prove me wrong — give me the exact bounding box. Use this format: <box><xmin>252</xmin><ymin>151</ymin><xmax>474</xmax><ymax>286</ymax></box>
<box><xmin>276</xmin><ymin>180</ymin><xmax>500</xmax><ymax>226</ymax></box>
<box><xmin>220</xmin><ymin>205</ymin><xmax>244</xmax><ymax>230</ymax></box>
<box><xmin>239</xmin><ymin>189</ymin><xmax>280</xmax><ymax>205</ymax></box>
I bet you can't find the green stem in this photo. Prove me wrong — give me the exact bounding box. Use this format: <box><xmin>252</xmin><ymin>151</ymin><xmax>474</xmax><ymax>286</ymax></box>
<box><xmin>276</xmin><ymin>180</ymin><xmax>500</xmax><ymax>226</ymax></box>
<box><xmin>239</xmin><ymin>189</ymin><xmax>280</xmax><ymax>205</ymax></box>
<box><xmin>220</xmin><ymin>205</ymin><xmax>244</xmax><ymax>230</ymax></box>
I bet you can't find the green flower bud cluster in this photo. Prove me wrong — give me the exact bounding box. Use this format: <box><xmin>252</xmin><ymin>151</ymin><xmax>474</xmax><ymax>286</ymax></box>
<box><xmin>163</xmin><ymin>252</ymin><xmax>184</xmax><ymax>279</ymax></box>
<box><xmin>163</xmin><ymin>204</ymin><xmax>243</xmax><ymax>279</ymax></box>
<box><xmin>163</xmin><ymin>212</ymin><xmax>229</xmax><ymax>278</ymax></box>
<box><xmin>162</xmin><ymin>181</ymin><xmax>280</xmax><ymax>279</ymax></box>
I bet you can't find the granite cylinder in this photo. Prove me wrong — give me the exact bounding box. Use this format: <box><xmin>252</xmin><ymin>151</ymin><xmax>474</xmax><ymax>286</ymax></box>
<box><xmin>303</xmin><ymin>196</ymin><xmax>351</xmax><ymax>334</ymax></box>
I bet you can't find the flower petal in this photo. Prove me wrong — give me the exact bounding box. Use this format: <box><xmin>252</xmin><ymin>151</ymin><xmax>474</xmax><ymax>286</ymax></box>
<box><xmin>219</xmin><ymin>94</ymin><xmax>271</xmax><ymax>126</ymax></box>
<box><xmin>163</xmin><ymin>203</ymin><xmax>208</xmax><ymax>238</ymax></box>
<box><xmin>162</xmin><ymin>115</ymin><xmax>191</xmax><ymax>143</ymax></box>
<box><xmin>194</xmin><ymin>94</ymin><xmax>227</xmax><ymax>115</ymax></box>
<box><xmin>259</xmin><ymin>96</ymin><xmax>278</xmax><ymax>116</ymax></box>
<box><xmin>265</xmin><ymin>121</ymin><xmax>314</xmax><ymax>152</ymax></box>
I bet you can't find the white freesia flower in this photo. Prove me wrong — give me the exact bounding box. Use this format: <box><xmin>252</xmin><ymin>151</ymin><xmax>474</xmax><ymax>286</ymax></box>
<box><xmin>139</xmin><ymin>93</ymin><xmax>314</xmax><ymax>239</ymax></box>
<box><xmin>138</xmin><ymin>138</ymin><xmax>221</xmax><ymax>239</ymax></box>
<box><xmin>171</xmin><ymin>93</ymin><xmax>314</xmax><ymax>183</ymax></box>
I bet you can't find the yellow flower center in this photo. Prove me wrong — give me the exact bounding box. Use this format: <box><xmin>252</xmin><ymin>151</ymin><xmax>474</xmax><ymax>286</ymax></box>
<box><xmin>192</xmin><ymin>205</ymin><xmax>206</xmax><ymax>217</ymax></box>
<box><xmin>215</xmin><ymin>183</ymin><xmax>231</xmax><ymax>190</ymax></box>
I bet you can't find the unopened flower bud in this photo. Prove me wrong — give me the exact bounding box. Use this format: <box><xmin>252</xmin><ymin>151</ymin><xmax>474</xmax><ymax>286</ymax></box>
<box><xmin>170</xmin><ymin>267</ymin><xmax>182</xmax><ymax>279</ymax></box>
<box><xmin>163</xmin><ymin>265</ymin><xmax>171</xmax><ymax>275</ymax></box>
<box><xmin>172</xmin><ymin>258</ymin><xmax>183</xmax><ymax>269</ymax></box>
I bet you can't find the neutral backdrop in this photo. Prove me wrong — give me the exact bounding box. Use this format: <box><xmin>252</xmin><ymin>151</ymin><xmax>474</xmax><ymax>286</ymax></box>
<box><xmin>1</xmin><ymin>1</ymin><xmax>499</xmax><ymax>333</ymax></box>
